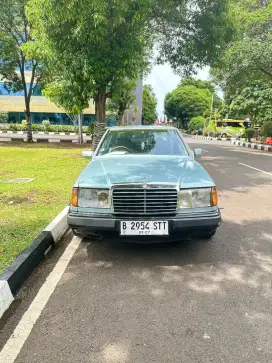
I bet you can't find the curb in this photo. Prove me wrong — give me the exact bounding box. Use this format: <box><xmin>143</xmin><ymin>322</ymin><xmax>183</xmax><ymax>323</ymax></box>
<box><xmin>0</xmin><ymin>206</ymin><xmax>69</xmax><ymax>319</ymax></box>
<box><xmin>0</xmin><ymin>130</ymin><xmax>87</xmax><ymax>136</ymax></box>
<box><xmin>231</xmin><ymin>140</ymin><xmax>272</xmax><ymax>152</ymax></box>
<box><xmin>0</xmin><ymin>137</ymin><xmax>92</xmax><ymax>144</ymax></box>
<box><xmin>192</xmin><ymin>136</ymin><xmax>214</xmax><ymax>141</ymax></box>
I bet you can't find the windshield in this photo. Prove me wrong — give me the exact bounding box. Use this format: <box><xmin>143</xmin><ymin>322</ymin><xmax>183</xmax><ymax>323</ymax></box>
<box><xmin>97</xmin><ymin>129</ymin><xmax>188</xmax><ymax>156</ymax></box>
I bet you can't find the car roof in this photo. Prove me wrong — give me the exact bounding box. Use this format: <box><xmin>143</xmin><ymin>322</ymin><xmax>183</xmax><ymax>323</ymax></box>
<box><xmin>108</xmin><ymin>125</ymin><xmax>177</xmax><ymax>131</ymax></box>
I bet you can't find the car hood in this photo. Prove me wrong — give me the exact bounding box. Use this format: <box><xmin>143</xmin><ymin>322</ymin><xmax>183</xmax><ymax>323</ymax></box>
<box><xmin>76</xmin><ymin>155</ymin><xmax>214</xmax><ymax>189</ymax></box>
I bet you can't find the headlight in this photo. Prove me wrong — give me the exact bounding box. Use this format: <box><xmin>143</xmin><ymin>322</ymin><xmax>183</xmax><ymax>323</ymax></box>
<box><xmin>178</xmin><ymin>188</ymin><xmax>216</xmax><ymax>209</ymax></box>
<box><xmin>77</xmin><ymin>188</ymin><xmax>110</xmax><ymax>208</ymax></box>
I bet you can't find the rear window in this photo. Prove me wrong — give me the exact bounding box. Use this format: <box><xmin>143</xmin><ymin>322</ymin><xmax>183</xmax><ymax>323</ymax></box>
<box><xmin>97</xmin><ymin>129</ymin><xmax>188</xmax><ymax>156</ymax></box>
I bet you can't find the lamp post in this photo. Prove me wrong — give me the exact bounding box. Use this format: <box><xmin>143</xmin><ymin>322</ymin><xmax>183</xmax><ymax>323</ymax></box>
<box><xmin>208</xmin><ymin>93</ymin><xmax>214</xmax><ymax>136</ymax></box>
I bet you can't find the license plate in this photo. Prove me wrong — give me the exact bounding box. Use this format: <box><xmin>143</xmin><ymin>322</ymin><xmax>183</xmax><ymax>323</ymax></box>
<box><xmin>120</xmin><ymin>221</ymin><xmax>169</xmax><ymax>236</ymax></box>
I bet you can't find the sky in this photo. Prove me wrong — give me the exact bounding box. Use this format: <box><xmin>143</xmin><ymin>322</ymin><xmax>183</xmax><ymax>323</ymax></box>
<box><xmin>145</xmin><ymin>65</ymin><xmax>210</xmax><ymax>118</ymax></box>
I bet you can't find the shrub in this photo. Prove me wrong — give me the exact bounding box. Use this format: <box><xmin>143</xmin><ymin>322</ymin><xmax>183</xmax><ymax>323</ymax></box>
<box><xmin>188</xmin><ymin>116</ymin><xmax>205</xmax><ymax>132</ymax></box>
<box><xmin>21</xmin><ymin>120</ymin><xmax>27</xmax><ymax>131</ymax></box>
<box><xmin>1</xmin><ymin>123</ymin><xmax>88</xmax><ymax>133</ymax></box>
<box><xmin>0</xmin><ymin>111</ymin><xmax>9</xmax><ymax>123</ymax></box>
<box><xmin>261</xmin><ymin>121</ymin><xmax>272</xmax><ymax>137</ymax></box>
<box><xmin>245</xmin><ymin>128</ymin><xmax>255</xmax><ymax>142</ymax></box>
<box><xmin>42</xmin><ymin>120</ymin><xmax>51</xmax><ymax>131</ymax></box>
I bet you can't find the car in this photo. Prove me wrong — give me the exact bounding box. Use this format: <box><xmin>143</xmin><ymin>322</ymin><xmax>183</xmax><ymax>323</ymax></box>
<box><xmin>68</xmin><ymin>126</ymin><xmax>221</xmax><ymax>242</ymax></box>
<box><xmin>264</xmin><ymin>138</ymin><xmax>272</xmax><ymax>145</ymax></box>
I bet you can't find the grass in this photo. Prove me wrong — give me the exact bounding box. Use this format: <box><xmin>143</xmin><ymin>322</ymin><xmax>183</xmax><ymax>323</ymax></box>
<box><xmin>0</xmin><ymin>143</ymin><xmax>89</xmax><ymax>274</ymax></box>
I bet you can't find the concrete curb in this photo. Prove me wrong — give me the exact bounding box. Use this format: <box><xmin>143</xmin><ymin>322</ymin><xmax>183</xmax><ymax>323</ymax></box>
<box><xmin>231</xmin><ymin>140</ymin><xmax>272</xmax><ymax>152</ymax></box>
<box><xmin>0</xmin><ymin>137</ymin><xmax>92</xmax><ymax>144</ymax></box>
<box><xmin>0</xmin><ymin>206</ymin><xmax>69</xmax><ymax>319</ymax></box>
<box><xmin>192</xmin><ymin>136</ymin><xmax>215</xmax><ymax>141</ymax></box>
<box><xmin>0</xmin><ymin>130</ymin><xmax>87</xmax><ymax>136</ymax></box>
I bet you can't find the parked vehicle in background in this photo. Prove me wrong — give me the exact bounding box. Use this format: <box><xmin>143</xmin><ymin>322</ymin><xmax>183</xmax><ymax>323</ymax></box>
<box><xmin>68</xmin><ymin>126</ymin><xmax>221</xmax><ymax>242</ymax></box>
<box><xmin>212</xmin><ymin>119</ymin><xmax>251</xmax><ymax>138</ymax></box>
<box><xmin>264</xmin><ymin>138</ymin><xmax>272</xmax><ymax>145</ymax></box>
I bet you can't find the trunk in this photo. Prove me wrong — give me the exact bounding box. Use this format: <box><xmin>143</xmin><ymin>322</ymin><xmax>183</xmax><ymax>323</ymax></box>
<box><xmin>117</xmin><ymin>104</ymin><xmax>126</xmax><ymax>125</ymax></box>
<box><xmin>92</xmin><ymin>88</ymin><xmax>107</xmax><ymax>150</ymax></box>
<box><xmin>25</xmin><ymin>104</ymin><xmax>32</xmax><ymax>143</ymax></box>
<box><xmin>78</xmin><ymin>114</ymin><xmax>83</xmax><ymax>144</ymax></box>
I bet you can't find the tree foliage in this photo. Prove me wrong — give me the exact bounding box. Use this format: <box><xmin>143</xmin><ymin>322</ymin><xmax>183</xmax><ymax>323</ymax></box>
<box><xmin>211</xmin><ymin>1</ymin><xmax>272</xmax><ymax>100</ymax></box>
<box><xmin>227</xmin><ymin>83</ymin><xmax>272</xmax><ymax>124</ymax></box>
<box><xmin>152</xmin><ymin>0</ymin><xmax>234</xmax><ymax>74</ymax></box>
<box><xmin>25</xmin><ymin>0</ymin><xmax>234</xmax><ymax>146</ymax></box>
<box><xmin>106</xmin><ymin>78</ymin><xmax>137</xmax><ymax>124</ymax></box>
<box><xmin>26</xmin><ymin>0</ymin><xmax>151</xmax><ymax>148</ymax></box>
<box><xmin>164</xmin><ymin>79</ymin><xmax>220</xmax><ymax>128</ymax></box>
<box><xmin>142</xmin><ymin>84</ymin><xmax>157</xmax><ymax>125</ymax></box>
<box><xmin>262</xmin><ymin>121</ymin><xmax>272</xmax><ymax>138</ymax></box>
<box><xmin>0</xmin><ymin>0</ymin><xmax>41</xmax><ymax>141</ymax></box>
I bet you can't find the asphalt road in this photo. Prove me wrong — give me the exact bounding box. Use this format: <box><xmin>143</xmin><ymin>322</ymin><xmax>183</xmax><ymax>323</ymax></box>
<box><xmin>1</xmin><ymin>138</ymin><xmax>272</xmax><ymax>363</ymax></box>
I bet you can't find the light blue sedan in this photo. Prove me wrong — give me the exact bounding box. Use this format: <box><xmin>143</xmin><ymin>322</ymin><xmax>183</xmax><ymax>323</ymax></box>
<box><xmin>68</xmin><ymin>126</ymin><xmax>221</xmax><ymax>241</ymax></box>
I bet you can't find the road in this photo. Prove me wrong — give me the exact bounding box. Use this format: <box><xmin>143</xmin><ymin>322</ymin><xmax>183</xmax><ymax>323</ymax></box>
<box><xmin>1</xmin><ymin>138</ymin><xmax>272</xmax><ymax>363</ymax></box>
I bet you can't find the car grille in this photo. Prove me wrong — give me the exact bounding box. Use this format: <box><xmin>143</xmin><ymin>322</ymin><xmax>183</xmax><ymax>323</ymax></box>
<box><xmin>112</xmin><ymin>185</ymin><xmax>178</xmax><ymax>216</ymax></box>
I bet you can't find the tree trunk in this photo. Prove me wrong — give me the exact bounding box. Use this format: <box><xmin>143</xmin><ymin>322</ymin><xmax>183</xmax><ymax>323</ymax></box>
<box><xmin>25</xmin><ymin>105</ymin><xmax>32</xmax><ymax>143</ymax></box>
<box><xmin>118</xmin><ymin>105</ymin><xmax>126</xmax><ymax>125</ymax></box>
<box><xmin>92</xmin><ymin>88</ymin><xmax>107</xmax><ymax>150</ymax></box>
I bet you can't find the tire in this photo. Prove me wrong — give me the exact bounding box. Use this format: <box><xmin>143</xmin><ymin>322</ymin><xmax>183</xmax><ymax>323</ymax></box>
<box><xmin>198</xmin><ymin>229</ymin><xmax>217</xmax><ymax>240</ymax></box>
<box><xmin>222</xmin><ymin>133</ymin><xmax>227</xmax><ymax>138</ymax></box>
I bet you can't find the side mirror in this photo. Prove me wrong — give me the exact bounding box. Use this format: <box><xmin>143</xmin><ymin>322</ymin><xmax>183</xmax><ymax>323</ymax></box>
<box><xmin>82</xmin><ymin>151</ymin><xmax>93</xmax><ymax>159</ymax></box>
<box><xmin>194</xmin><ymin>148</ymin><xmax>202</xmax><ymax>160</ymax></box>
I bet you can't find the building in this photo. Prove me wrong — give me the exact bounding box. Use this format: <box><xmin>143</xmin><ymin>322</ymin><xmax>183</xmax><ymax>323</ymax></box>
<box><xmin>0</xmin><ymin>72</ymin><xmax>95</xmax><ymax>126</ymax></box>
<box><xmin>0</xmin><ymin>72</ymin><xmax>143</xmax><ymax>126</ymax></box>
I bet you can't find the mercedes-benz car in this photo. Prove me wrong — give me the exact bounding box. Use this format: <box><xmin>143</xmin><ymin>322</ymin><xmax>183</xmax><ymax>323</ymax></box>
<box><xmin>68</xmin><ymin>126</ymin><xmax>221</xmax><ymax>241</ymax></box>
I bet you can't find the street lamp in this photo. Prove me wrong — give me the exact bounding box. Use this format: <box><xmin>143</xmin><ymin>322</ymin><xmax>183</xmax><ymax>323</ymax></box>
<box><xmin>208</xmin><ymin>93</ymin><xmax>214</xmax><ymax>136</ymax></box>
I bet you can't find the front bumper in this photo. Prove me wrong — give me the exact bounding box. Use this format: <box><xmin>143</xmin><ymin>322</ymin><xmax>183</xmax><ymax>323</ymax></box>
<box><xmin>68</xmin><ymin>209</ymin><xmax>221</xmax><ymax>240</ymax></box>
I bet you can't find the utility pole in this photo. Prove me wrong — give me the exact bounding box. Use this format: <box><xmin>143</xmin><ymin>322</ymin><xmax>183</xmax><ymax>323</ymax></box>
<box><xmin>78</xmin><ymin>114</ymin><xmax>83</xmax><ymax>144</ymax></box>
<box><xmin>208</xmin><ymin>93</ymin><xmax>214</xmax><ymax>136</ymax></box>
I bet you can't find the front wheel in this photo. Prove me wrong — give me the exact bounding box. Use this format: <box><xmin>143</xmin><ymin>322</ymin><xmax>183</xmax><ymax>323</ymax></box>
<box><xmin>221</xmin><ymin>133</ymin><xmax>227</xmax><ymax>138</ymax></box>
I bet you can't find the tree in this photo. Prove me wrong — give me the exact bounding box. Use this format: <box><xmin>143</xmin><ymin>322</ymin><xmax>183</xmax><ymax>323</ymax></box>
<box><xmin>165</xmin><ymin>85</ymin><xmax>212</xmax><ymax>129</ymax></box>
<box><xmin>26</xmin><ymin>0</ymin><xmax>151</xmax><ymax>149</ymax></box>
<box><xmin>180</xmin><ymin>77</ymin><xmax>222</xmax><ymax>109</ymax></box>
<box><xmin>211</xmin><ymin>1</ymin><xmax>272</xmax><ymax>94</ymax></box>
<box><xmin>151</xmin><ymin>0</ymin><xmax>234</xmax><ymax>74</ymax></box>
<box><xmin>180</xmin><ymin>77</ymin><xmax>216</xmax><ymax>94</ymax></box>
<box><xmin>262</xmin><ymin>121</ymin><xmax>272</xmax><ymax>138</ymax></box>
<box><xmin>142</xmin><ymin>85</ymin><xmax>157</xmax><ymax>125</ymax></box>
<box><xmin>0</xmin><ymin>0</ymin><xmax>41</xmax><ymax>142</ymax></box>
<box><xmin>26</xmin><ymin>0</ymin><xmax>234</xmax><ymax>147</ymax></box>
<box><xmin>188</xmin><ymin>116</ymin><xmax>206</xmax><ymax>132</ymax></box>
<box><xmin>227</xmin><ymin>83</ymin><xmax>272</xmax><ymax>125</ymax></box>
<box><xmin>106</xmin><ymin>78</ymin><xmax>137</xmax><ymax>124</ymax></box>
<box><xmin>42</xmin><ymin>81</ymin><xmax>89</xmax><ymax>143</ymax></box>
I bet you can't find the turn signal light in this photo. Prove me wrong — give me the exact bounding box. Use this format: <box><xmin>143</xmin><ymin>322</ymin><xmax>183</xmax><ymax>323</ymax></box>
<box><xmin>71</xmin><ymin>188</ymin><xmax>78</xmax><ymax>207</ymax></box>
<box><xmin>211</xmin><ymin>187</ymin><xmax>218</xmax><ymax>206</ymax></box>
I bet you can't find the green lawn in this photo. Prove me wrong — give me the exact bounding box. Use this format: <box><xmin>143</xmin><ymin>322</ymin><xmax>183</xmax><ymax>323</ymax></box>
<box><xmin>0</xmin><ymin>143</ymin><xmax>89</xmax><ymax>274</ymax></box>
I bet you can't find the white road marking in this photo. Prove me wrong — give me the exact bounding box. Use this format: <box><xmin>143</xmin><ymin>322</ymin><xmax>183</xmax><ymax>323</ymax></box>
<box><xmin>239</xmin><ymin>163</ymin><xmax>272</xmax><ymax>176</ymax></box>
<box><xmin>0</xmin><ymin>236</ymin><xmax>82</xmax><ymax>363</ymax></box>
<box><xmin>201</xmin><ymin>149</ymin><xmax>209</xmax><ymax>153</ymax></box>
